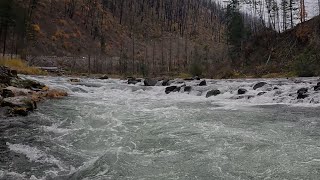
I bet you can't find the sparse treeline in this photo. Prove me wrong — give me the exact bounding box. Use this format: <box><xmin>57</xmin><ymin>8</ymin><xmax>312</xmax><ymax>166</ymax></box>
<box><xmin>100</xmin><ymin>0</ymin><xmax>230</xmax><ymax>76</ymax></box>
<box><xmin>1</xmin><ymin>0</ymin><xmax>317</xmax><ymax>77</ymax></box>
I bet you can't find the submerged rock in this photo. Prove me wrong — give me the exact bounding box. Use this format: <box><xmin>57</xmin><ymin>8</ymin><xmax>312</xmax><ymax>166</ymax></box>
<box><xmin>199</xmin><ymin>80</ymin><xmax>207</xmax><ymax>86</ymax></box>
<box><xmin>70</xmin><ymin>78</ymin><xmax>80</xmax><ymax>83</ymax></box>
<box><xmin>206</xmin><ymin>89</ymin><xmax>221</xmax><ymax>98</ymax></box>
<box><xmin>257</xmin><ymin>92</ymin><xmax>267</xmax><ymax>96</ymax></box>
<box><xmin>144</xmin><ymin>78</ymin><xmax>158</xmax><ymax>86</ymax></box>
<box><xmin>238</xmin><ymin>88</ymin><xmax>247</xmax><ymax>95</ymax></box>
<box><xmin>297</xmin><ymin>88</ymin><xmax>308</xmax><ymax>99</ymax></box>
<box><xmin>253</xmin><ymin>82</ymin><xmax>267</xmax><ymax>90</ymax></box>
<box><xmin>184</xmin><ymin>86</ymin><xmax>192</xmax><ymax>93</ymax></box>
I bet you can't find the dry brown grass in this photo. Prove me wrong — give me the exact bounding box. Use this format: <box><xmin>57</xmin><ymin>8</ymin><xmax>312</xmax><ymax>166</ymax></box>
<box><xmin>0</xmin><ymin>58</ymin><xmax>46</xmax><ymax>75</ymax></box>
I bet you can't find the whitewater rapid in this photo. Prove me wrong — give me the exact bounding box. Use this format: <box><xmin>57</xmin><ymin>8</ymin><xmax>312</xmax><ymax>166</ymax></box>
<box><xmin>1</xmin><ymin>76</ymin><xmax>320</xmax><ymax>180</ymax></box>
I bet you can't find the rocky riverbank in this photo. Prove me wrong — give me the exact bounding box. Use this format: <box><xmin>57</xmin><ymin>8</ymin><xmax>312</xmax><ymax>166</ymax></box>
<box><xmin>0</xmin><ymin>66</ymin><xmax>67</xmax><ymax>117</ymax></box>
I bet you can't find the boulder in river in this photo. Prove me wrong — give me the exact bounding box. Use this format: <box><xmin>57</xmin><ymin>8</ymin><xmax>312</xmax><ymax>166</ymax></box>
<box><xmin>297</xmin><ymin>88</ymin><xmax>308</xmax><ymax>99</ymax></box>
<box><xmin>10</xmin><ymin>78</ymin><xmax>46</xmax><ymax>90</ymax></box>
<box><xmin>98</xmin><ymin>75</ymin><xmax>109</xmax><ymax>80</ymax></box>
<box><xmin>257</xmin><ymin>92</ymin><xmax>267</xmax><ymax>96</ymax></box>
<box><xmin>162</xmin><ymin>79</ymin><xmax>170</xmax><ymax>86</ymax></box>
<box><xmin>69</xmin><ymin>78</ymin><xmax>80</xmax><ymax>83</ymax></box>
<box><xmin>144</xmin><ymin>78</ymin><xmax>158</xmax><ymax>86</ymax></box>
<box><xmin>199</xmin><ymin>80</ymin><xmax>207</xmax><ymax>86</ymax></box>
<box><xmin>238</xmin><ymin>88</ymin><xmax>247</xmax><ymax>95</ymax></box>
<box><xmin>1</xmin><ymin>96</ymin><xmax>37</xmax><ymax>111</ymax></box>
<box><xmin>314</xmin><ymin>86</ymin><xmax>320</xmax><ymax>91</ymax></box>
<box><xmin>206</xmin><ymin>89</ymin><xmax>221</xmax><ymax>98</ymax></box>
<box><xmin>128</xmin><ymin>77</ymin><xmax>138</xmax><ymax>85</ymax></box>
<box><xmin>184</xmin><ymin>86</ymin><xmax>192</xmax><ymax>93</ymax></box>
<box><xmin>2</xmin><ymin>87</ymin><xmax>31</xmax><ymax>98</ymax></box>
<box><xmin>165</xmin><ymin>86</ymin><xmax>181</xmax><ymax>94</ymax></box>
<box><xmin>253</xmin><ymin>82</ymin><xmax>267</xmax><ymax>90</ymax></box>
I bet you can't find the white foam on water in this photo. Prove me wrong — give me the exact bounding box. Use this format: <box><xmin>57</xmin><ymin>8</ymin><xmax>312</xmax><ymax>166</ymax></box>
<box><xmin>7</xmin><ymin>143</ymin><xmax>68</xmax><ymax>171</ymax></box>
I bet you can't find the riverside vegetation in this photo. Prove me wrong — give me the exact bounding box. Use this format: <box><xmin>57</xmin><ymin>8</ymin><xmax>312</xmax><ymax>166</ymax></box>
<box><xmin>0</xmin><ymin>64</ymin><xmax>67</xmax><ymax>117</ymax></box>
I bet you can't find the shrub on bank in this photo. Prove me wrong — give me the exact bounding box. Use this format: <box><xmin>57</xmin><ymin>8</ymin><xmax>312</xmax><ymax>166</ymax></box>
<box><xmin>0</xmin><ymin>58</ymin><xmax>46</xmax><ymax>75</ymax></box>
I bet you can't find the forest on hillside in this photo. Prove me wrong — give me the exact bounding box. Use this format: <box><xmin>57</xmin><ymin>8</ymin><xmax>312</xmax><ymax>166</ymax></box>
<box><xmin>0</xmin><ymin>0</ymin><xmax>320</xmax><ymax>78</ymax></box>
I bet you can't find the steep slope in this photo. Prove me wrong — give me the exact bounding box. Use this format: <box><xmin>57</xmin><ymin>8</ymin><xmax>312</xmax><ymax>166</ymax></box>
<box><xmin>241</xmin><ymin>15</ymin><xmax>320</xmax><ymax>77</ymax></box>
<box><xmin>24</xmin><ymin>0</ymin><xmax>229</xmax><ymax>76</ymax></box>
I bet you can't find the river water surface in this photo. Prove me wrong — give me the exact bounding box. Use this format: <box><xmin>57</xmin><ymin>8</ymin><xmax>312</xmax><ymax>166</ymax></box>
<box><xmin>1</xmin><ymin>76</ymin><xmax>320</xmax><ymax>180</ymax></box>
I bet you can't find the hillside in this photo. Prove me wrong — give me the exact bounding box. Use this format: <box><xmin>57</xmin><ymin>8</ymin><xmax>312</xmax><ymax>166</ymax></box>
<box><xmin>1</xmin><ymin>0</ymin><xmax>319</xmax><ymax>78</ymax></box>
<box><xmin>241</xmin><ymin>15</ymin><xmax>320</xmax><ymax>77</ymax></box>
<box><xmin>14</xmin><ymin>0</ymin><xmax>230</xmax><ymax>77</ymax></box>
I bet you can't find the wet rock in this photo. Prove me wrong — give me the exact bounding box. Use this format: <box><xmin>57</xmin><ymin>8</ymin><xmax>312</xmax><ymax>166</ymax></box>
<box><xmin>10</xmin><ymin>79</ymin><xmax>46</xmax><ymax>89</ymax></box>
<box><xmin>206</xmin><ymin>89</ymin><xmax>221</xmax><ymax>98</ymax></box>
<box><xmin>184</xmin><ymin>76</ymin><xmax>200</xmax><ymax>81</ymax></box>
<box><xmin>45</xmin><ymin>89</ymin><xmax>68</xmax><ymax>99</ymax></box>
<box><xmin>184</xmin><ymin>77</ymin><xmax>194</xmax><ymax>81</ymax></box>
<box><xmin>70</xmin><ymin>78</ymin><xmax>80</xmax><ymax>83</ymax></box>
<box><xmin>253</xmin><ymin>82</ymin><xmax>267</xmax><ymax>90</ymax></box>
<box><xmin>2</xmin><ymin>89</ymin><xmax>15</xmax><ymax>98</ymax></box>
<box><xmin>193</xmin><ymin>76</ymin><xmax>201</xmax><ymax>80</ymax></box>
<box><xmin>98</xmin><ymin>75</ymin><xmax>109</xmax><ymax>80</ymax></box>
<box><xmin>1</xmin><ymin>96</ymin><xmax>37</xmax><ymax>111</ymax></box>
<box><xmin>2</xmin><ymin>87</ymin><xmax>31</xmax><ymax>98</ymax></box>
<box><xmin>273</xmin><ymin>87</ymin><xmax>279</xmax><ymax>90</ymax></box>
<box><xmin>8</xmin><ymin>107</ymin><xmax>29</xmax><ymax>116</ymax></box>
<box><xmin>234</xmin><ymin>95</ymin><xmax>255</xmax><ymax>100</ymax></box>
<box><xmin>0</xmin><ymin>66</ymin><xmax>13</xmax><ymax>84</ymax></box>
<box><xmin>0</xmin><ymin>106</ymin><xmax>10</xmax><ymax>118</ymax></box>
<box><xmin>297</xmin><ymin>88</ymin><xmax>308</xmax><ymax>99</ymax></box>
<box><xmin>162</xmin><ymin>79</ymin><xmax>170</xmax><ymax>86</ymax></box>
<box><xmin>128</xmin><ymin>78</ymin><xmax>138</xmax><ymax>85</ymax></box>
<box><xmin>71</xmin><ymin>87</ymin><xmax>88</xmax><ymax>93</ymax></box>
<box><xmin>257</xmin><ymin>92</ymin><xmax>267</xmax><ymax>96</ymax></box>
<box><xmin>199</xmin><ymin>80</ymin><xmax>207</xmax><ymax>86</ymax></box>
<box><xmin>314</xmin><ymin>86</ymin><xmax>320</xmax><ymax>91</ymax></box>
<box><xmin>184</xmin><ymin>86</ymin><xmax>192</xmax><ymax>93</ymax></box>
<box><xmin>144</xmin><ymin>78</ymin><xmax>158</xmax><ymax>86</ymax></box>
<box><xmin>165</xmin><ymin>86</ymin><xmax>181</xmax><ymax>94</ymax></box>
<box><xmin>238</xmin><ymin>88</ymin><xmax>247</xmax><ymax>95</ymax></box>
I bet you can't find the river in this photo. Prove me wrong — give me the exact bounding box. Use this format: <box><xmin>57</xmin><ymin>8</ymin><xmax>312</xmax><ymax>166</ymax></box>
<box><xmin>1</xmin><ymin>76</ymin><xmax>320</xmax><ymax>179</ymax></box>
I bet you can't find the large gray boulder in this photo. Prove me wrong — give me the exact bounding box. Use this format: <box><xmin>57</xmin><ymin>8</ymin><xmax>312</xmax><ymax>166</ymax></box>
<box><xmin>206</xmin><ymin>90</ymin><xmax>221</xmax><ymax>98</ymax></box>
<box><xmin>165</xmin><ymin>86</ymin><xmax>181</xmax><ymax>94</ymax></box>
<box><xmin>253</xmin><ymin>82</ymin><xmax>267</xmax><ymax>90</ymax></box>
<box><xmin>144</xmin><ymin>78</ymin><xmax>158</xmax><ymax>86</ymax></box>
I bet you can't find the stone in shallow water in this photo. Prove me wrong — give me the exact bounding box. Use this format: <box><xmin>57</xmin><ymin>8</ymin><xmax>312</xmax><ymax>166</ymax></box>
<box><xmin>253</xmin><ymin>82</ymin><xmax>267</xmax><ymax>90</ymax></box>
<box><xmin>206</xmin><ymin>89</ymin><xmax>221</xmax><ymax>98</ymax></box>
<box><xmin>165</xmin><ymin>86</ymin><xmax>181</xmax><ymax>94</ymax></box>
<box><xmin>238</xmin><ymin>88</ymin><xmax>247</xmax><ymax>95</ymax></box>
<box><xmin>297</xmin><ymin>88</ymin><xmax>308</xmax><ymax>99</ymax></box>
<box><xmin>144</xmin><ymin>78</ymin><xmax>158</xmax><ymax>86</ymax></box>
<box><xmin>184</xmin><ymin>86</ymin><xmax>192</xmax><ymax>93</ymax></box>
<box><xmin>199</xmin><ymin>80</ymin><xmax>207</xmax><ymax>86</ymax></box>
<box><xmin>257</xmin><ymin>92</ymin><xmax>267</xmax><ymax>96</ymax></box>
